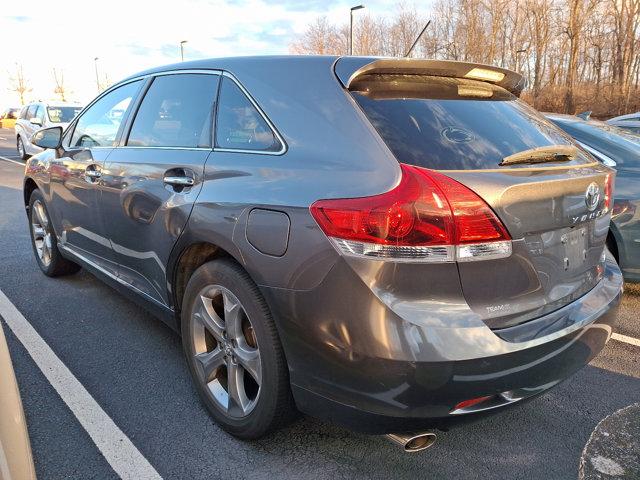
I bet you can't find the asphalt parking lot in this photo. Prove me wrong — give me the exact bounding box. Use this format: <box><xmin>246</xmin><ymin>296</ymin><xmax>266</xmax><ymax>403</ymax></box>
<box><xmin>0</xmin><ymin>127</ymin><xmax>638</xmax><ymax>479</ymax></box>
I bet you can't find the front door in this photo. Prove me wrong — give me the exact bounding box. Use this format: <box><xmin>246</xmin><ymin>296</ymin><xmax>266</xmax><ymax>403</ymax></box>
<box><xmin>49</xmin><ymin>80</ymin><xmax>143</xmax><ymax>275</ymax></box>
<box><xmin>100</xmin><ymin>72</ymin><xmax>220</xmax><ymax>306</ymax></box>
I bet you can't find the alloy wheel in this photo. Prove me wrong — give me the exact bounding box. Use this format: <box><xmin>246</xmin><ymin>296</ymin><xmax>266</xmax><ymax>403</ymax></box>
<box><xmin>17</xmin><ymin>138</ymin><xmax>24</xmax><ymax>158</ymax></box>
<box><xmin>31</xmin><ymin>200</ymin><xmax>52</xmax><ymax>267</ymax></box>
<box><xmin>191</xmin><ymin>285</ymin><xmax>262</xmax><ymax>418</ymax></box>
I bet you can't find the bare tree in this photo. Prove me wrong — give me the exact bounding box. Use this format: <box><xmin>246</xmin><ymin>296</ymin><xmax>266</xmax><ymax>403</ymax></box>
<box><xmin>53</xmin><ymin>68</ymin><xmax>67</xmax><ymax>102</ymax></box>
<box><xmin>8</xmin><ymin>63</ymin><xmax>32</xmax><ymax>106</ymax></box>
<box><xmin>289</xmin><ymin>16</ymin><xmax>345</xmax><ymax>55</ymax></box>
<box><xmin>291</xmin><ymin>0</ymin><xmax>640</xmax><ymax>117</ymax></box>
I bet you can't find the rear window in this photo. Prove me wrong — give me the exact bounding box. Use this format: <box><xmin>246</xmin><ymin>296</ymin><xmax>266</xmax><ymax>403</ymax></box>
<box><xmin>350</xmin><ymin>75</ymin><xmax>577</xmax><ymax>170</ymax></box>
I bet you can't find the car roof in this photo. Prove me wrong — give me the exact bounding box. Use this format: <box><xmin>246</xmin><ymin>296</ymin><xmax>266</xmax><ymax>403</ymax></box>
<box><xmin>608</xmin><ymin>119</ymin><xmax>640</xmax><ymax>126</ymax></box>
<box><xmin>24</xmin><ymin>101</ymin><xmax>82</xmax><ymax>107</ymax></box>
<box><xmin>118</xmin><ymin>55</ymin><xmax>526</xmax><ymax>95</ymax></box>
<box><xmin>44</xmin><ymin>102</ymin><xmax>83</xmax><ymax>107</ymax></box>
<box><xmin>608</xmin><ymin>112</ymin><xmax>640</xmax><ymax>122</ymax></box>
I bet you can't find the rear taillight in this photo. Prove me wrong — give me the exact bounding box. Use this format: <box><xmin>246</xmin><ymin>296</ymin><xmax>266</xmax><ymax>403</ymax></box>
<box><xmin>310</xmin><ymin>164</ymin><xmax>512</xmax><ymax>263</ymax></box>
<box><xmin>604</xmin><ymin>173</ymin><xmax>613</xmax><ymax>210</ymax></box>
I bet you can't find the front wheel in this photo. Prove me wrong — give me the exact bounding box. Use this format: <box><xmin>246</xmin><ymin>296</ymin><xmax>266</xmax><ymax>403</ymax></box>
<box><xmin>17</xmin><ymin>136</ymin><xmax>28</xmax><ymax>160</ymax></box>
<box><xmin>181</xmin><ymin>259</ymin><xmax>295</xmax><ymax>439</ymax></box>
<box><xmin>28</xmin><ymin>189</ymin><xmax>80</xmax><ymax>277</ymax></box>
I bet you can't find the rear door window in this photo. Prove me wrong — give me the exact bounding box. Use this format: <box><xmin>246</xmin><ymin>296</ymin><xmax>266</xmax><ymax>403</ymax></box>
<box><xmin>350</xmin><ymin>75</ymin><xmax>578</xmax><ymax>170</ymax></box>
<box><xmin>127</xmin><ymin>74</ymin><xmax>219</xmax><ymax>148</ymax></box>
<box><xmin>215</xmin><ymin>76</ymin><xmax>281</xmax><ymax>152</ymax></box>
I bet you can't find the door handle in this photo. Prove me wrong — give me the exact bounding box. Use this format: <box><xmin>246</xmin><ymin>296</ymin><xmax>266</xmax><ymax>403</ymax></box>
<box><xmin>84</xmin><ymin>165</ymin><xmax>102</xmax><ymax>183</ymax></box>
<box><xmin>163</xmin><ymin>176</ymin><xmax>194</xmax><ymax>187</ymax></box>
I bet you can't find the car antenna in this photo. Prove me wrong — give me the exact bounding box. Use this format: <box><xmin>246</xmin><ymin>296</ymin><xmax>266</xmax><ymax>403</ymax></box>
<box><xmin>404</xmin><ymin>20</ymin><xmax>432</xmax><ymax>58</ymax></box>
<box><xmin>576</xmin><ymin>111</ymin><xmax>592</xmax><ymax>121</ymax></box>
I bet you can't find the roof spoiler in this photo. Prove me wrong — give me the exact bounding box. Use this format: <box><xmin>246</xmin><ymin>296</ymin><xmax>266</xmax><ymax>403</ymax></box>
<box><xmin>334</xmin><ymin>57</ymin><xmax>527</xmax><ymax>97</ymax></box>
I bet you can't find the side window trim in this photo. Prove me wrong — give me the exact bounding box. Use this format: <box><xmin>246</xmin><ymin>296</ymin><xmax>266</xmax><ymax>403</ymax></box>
<box><xmin>65</xmin><ymin>78</ymin><xmax>144</xmax><ymax>149</ymax></box>
<box><xmin>116</xmin><ymin>76</ymin><xmax>154</xmax><ymax>147</ymax></box>
<box><xmin>214</xmin><ymin>71</ymin><xmax>287</xmax><ymax>156</ymax></box>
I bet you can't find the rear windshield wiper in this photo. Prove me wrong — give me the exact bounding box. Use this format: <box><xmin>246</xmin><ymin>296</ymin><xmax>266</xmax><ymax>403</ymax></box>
<box><xmin>499</xmin><ymin>145</ymin><xmax>578</xmax><ymax>166</ymax></box>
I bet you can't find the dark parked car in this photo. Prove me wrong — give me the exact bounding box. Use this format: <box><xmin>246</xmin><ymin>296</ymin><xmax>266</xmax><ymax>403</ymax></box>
<box><xmin>23</xmin><ymin>57</ymin><xmax>622</xmax><ymax>451</ymax></box>
<box><xmin>607</xmin><ymin>112</ymin><xmax>640</xmax><ymax>134</ymax></box>
<box><xmin>547</xmin><ymin>113</ymin><xmax>640</xmax><ymax>282</ymax></box>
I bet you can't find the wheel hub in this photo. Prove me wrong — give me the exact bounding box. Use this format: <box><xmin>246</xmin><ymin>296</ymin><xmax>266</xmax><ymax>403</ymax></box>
<box><xmin>222</xmin><ymin>339</ymin><xmax>234</xmax><ymax>359</ymax></box>
<box><xmin>191</xmin><ymin>285</ymin><xmax>262</xmax><ymax>418</ymax></box>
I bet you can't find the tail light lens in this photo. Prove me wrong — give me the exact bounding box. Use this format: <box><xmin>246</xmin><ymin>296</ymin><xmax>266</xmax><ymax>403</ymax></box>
<box><xmin>604</xmin><ymin>173</ymin><xmax>613</xmax><ymax>210</ymax></box>
<box><xmin>310</xmin><ymin>164</ymin><xmax>512</xmax><ymax>263</ymax></box>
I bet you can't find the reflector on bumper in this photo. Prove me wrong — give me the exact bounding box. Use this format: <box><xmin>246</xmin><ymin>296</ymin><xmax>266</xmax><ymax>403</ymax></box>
<box><xmin>330</xmin><ymin>237</ymin><xmax>512</xmax><ymax>263</ymax></box>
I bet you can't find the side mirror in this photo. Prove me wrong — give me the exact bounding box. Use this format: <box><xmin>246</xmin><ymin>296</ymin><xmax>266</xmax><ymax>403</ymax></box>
<box><xmin>30</xmin><ymin>117</ymin><xmax>42</xmax><ymax>126</ymax></box>
<box><xmin>31</xmin><ymin>126</ymin><xmax>62</xmax><ymax>149</ymax></box>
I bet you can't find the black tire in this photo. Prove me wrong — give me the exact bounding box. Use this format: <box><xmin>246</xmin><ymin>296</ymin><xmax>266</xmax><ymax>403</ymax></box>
<box><xmin>181</xmin><ymin>258</ymin><xmax>295</xmax><ymax>439</ymax></box>
<box><xmin>17</xmin><ymin>136</ymin><xmax>28</xmax><ymax>160</ymax></box>
<box><xmin>28</xmin><ymin>189</ymin><xmax>80</xmax><ymax>277</ymax></box>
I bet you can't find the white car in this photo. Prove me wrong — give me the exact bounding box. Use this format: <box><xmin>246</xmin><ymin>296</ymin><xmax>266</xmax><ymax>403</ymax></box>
<box><xmin>606</xmin><ymin>111</ymin><xmax>640</xmax><ymax>134</ymax></box>
<box><xmin>15</xmin><ymin>102</ymin><xmax>83</xmax><ymax>159</ymax></box>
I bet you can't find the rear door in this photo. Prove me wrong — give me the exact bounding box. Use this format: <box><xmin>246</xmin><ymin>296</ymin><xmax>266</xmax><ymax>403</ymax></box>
<box><xmin>350</xmin><ymin>74</ymin><xmax>613</xmax><ymax>329</ymax></box>
<box><xmin>100</xmin><ymin>72</ymin><xmax>219</xmax><ymax>306</ymax></box>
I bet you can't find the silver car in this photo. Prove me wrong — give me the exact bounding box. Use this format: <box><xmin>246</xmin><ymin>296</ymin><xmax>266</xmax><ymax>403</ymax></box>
<box><xmin>15</xmin><ymin>101</ymin><xmax>82</xmax><ymax>159</ymax></box>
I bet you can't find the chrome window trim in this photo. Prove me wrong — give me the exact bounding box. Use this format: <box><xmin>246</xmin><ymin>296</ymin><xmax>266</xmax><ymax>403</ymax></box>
<box><xmin>66</xmin><ymin>68</ymin><xmax>287</xmax><ymax>155</ymax></box>
<box><xmin>117</xmin><ymin>146</ymin><xmax>211</xmax><ymax>151</ymax></box>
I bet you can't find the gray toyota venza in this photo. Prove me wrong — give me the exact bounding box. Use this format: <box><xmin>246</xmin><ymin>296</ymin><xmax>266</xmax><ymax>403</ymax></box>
<box><xmin>23</xmin><ymin>56</ymin><xmax>622</xmax><ymax>450</ymax></box>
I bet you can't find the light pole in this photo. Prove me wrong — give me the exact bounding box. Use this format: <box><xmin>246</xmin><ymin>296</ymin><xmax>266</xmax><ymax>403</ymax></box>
<box><xmin>180</xmin><ymin>40</ymin><xmax>188</xmax><ymax>62</ymax></box>
<box><xmin>94</xmin><ymin>57</ymin><xmax>100</xmax><ymax>93</ymax></box>
<box><xmin>515</xmin><ymin>48</ymin><xmax>527</xmax><ymax>71</ymax></box>
<box><xmin>349</xmin><ymin>5</ymin><xmax>364</xmax><ymax>55</ymax></box>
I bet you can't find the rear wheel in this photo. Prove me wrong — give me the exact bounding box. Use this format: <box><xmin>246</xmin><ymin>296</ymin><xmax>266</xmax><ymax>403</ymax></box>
<box><xmin>17</xmin><ymin>136</ymin><xmax>28</xmax><ymax>160</ymax></box>
<box><xmin>28</xmin><ymin>190</ymin><xmax>80</xmax><ymax>277</ymax></box>
<box><xmin>181</xmin><ymin>259</ymin><xmax>294</xmax><ymax>439</ymax></box>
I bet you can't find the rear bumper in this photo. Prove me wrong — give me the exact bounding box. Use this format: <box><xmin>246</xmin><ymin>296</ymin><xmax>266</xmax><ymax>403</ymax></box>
<box><xmin>262</xmin><ymin>253</ymin><xmax>623</xmax><ymax>434</ymax></box>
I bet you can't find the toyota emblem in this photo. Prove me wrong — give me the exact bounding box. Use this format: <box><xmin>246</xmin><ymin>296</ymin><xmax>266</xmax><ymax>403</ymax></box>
<box><xmin>585</xmin><ymin>182</ymin><xmax>600</xmax><ymax>211</ymax></box>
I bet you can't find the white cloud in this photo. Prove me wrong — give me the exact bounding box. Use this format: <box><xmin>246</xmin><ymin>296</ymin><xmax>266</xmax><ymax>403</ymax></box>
<box><xmin>1</xmin><ymin>0</ymin><xmax>432</xmax><ymax>107</ymax></box>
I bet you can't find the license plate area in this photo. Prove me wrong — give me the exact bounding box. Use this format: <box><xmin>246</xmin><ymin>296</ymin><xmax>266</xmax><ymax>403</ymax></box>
<box><xmin>561</xmin><ymin>227</ymin><xmax>587</xmax><ymax>272</ymax></box>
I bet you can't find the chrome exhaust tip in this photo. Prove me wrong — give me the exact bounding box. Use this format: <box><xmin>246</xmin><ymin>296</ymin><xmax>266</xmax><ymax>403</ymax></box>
<box><xmin>385</xmin><ymin>432</ymin><xmax>437</xmax><ymax>452</ymax></box>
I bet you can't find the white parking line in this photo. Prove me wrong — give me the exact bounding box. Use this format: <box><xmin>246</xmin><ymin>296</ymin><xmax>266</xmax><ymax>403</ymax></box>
<box><xmin>612</xmin><ymin>332</ymin><xmax>640</xmax><ymax>347</ymax></box>
<box><xmin>0</xmin><ymin>289</ymin><xmax>162</xmax><ymax>480</ymax></box>
<box><xmin>0</xmin><ymin>156</ymin><xmax>24</xmax><ymax>166</ymax></box>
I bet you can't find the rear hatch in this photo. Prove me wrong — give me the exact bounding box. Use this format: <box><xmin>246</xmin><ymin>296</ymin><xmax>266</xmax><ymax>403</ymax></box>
<box><xmin>342</xmin><ymin>64</ymin><xmax>613</xmax><ymax>330</ymax></box>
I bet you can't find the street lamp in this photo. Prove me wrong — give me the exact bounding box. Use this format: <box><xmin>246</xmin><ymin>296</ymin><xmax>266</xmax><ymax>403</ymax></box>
<box><xmin>349</xmin><ymin>5</ymin><xmax>365</xmax><ymax>55</ymax></box>
<box><xmin>94</xmin><ymin>57</ymin><xmax>100</xmax><ymax>93</ymax></box>
<box><xmin>180</xmin><ymin>40</ymin><xmax>188</xmax><ymax>62</ymax></box>
<box><xmin>515</xmin><ymin>48</ymin><xmax>528</xmax><ymax>71</ymax></box>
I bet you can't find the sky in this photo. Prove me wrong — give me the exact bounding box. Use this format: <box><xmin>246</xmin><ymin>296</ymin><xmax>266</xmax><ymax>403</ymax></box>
<box><xmin>0</xmin><ymin>0</ymin><xmax>432</xmax><ymax>108</ymax></box>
